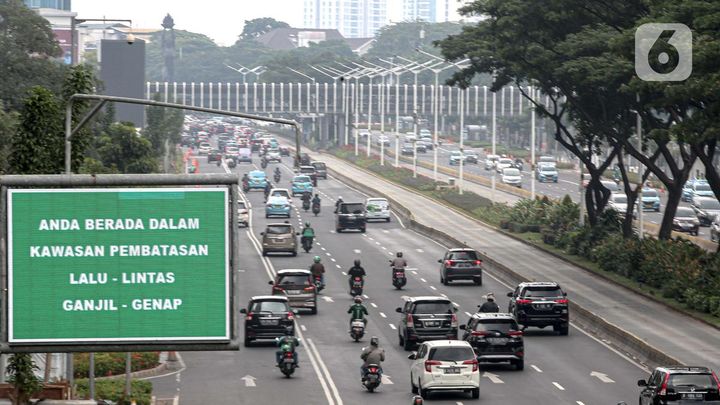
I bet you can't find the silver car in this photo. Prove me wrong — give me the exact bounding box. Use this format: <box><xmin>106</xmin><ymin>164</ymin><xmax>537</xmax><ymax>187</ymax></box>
<box><xmin>269</xmin><ymin>269</ymin><xmax>318</xmax><ymax>314</ymax></box>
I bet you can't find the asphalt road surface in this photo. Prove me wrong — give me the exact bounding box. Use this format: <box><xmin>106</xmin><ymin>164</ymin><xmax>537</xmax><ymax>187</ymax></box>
<box><xmin>148</xmin><ymin>150</ymin><xmax>648</xmax><ymax>404</ymax></box>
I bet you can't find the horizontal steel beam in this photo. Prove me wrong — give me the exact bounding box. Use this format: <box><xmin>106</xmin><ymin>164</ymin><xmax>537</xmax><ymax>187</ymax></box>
<box><xmin>0</xmin><ymin>173</ymin><xmax>239</xmax><ymax>187</ymax></box>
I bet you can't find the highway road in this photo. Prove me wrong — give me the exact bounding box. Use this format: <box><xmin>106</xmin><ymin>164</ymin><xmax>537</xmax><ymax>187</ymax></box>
<box><xmin>148</xmin><ymin>150</ymin><xmax>646</xmax><ymax>404</ymax></box>
<box><xmin>362</xmin><ymin>133</ymin><xmax>716</xmax><ymax>241</ymax></box>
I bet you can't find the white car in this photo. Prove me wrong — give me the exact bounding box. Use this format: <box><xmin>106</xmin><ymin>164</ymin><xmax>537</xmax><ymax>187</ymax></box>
<box><xmin>484</xmin><ymin>154</ymin><xmax>499</xmax><ymax>171</ymax></box>
<box><xmin>495</xmin><ymin>158</ymin><xmax>513</xmax><ymax>173</ymax></box>
<box><xmin>376</xmin><ymin>135</ymin><xmax>391</xmax><ymax>147</ymax></box>
<box><xmin>238</xmin><ymin>201</ymin><xmax>249</xmax><ymax>227</ymax></box>
<box><xmin>501</xmin><ymin>168</ymin><xmax>522</xmax><ymax>188</ymax></box>
<box><xmin>359</xmin><ymin>130</ymin><xmax>371</xmax><ymax>138</ymax></box>
<box><xmin>198</xmin><ymin>143</ymin><xmax>212</xmax><ymax>155</ymax></box>
<box><xmin>265</xmin><ymin>148</ymin><xmax>282</xmax><ymax>162</ymax></box>
<box><xmin>268</xmin><ymin>188</ymin><xmax>291</xmax><ymax>202</ymax></box>
<box><xmin>608</xmin><ymin>193</ymin><xmax>629</xmax><ymax>215</ymax></box>
<box><xmin>409</xmin><ymin>340</ymin><xmax>480</xmax><ymax>399</ymax></box>
<box><xmin>365</xmin><ymin>197</ymin><xmax>391</xmax><ymax>222</ymax></box>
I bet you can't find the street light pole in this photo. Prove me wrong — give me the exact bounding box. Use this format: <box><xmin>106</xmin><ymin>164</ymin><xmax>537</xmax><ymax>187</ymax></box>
<box><xmin>491</xmin><ymin>89</ymin><xmax>497</xmax><ymax>202</ymax></box>
<box><xmin>459</xmin><ymin>88</ymin><xmax>465</xmax><ymax>194</ymax></box>
<box><xmin>531</xmin><ymin>86</ymin><xmax>536</xmax><ymax>199</ymax></box>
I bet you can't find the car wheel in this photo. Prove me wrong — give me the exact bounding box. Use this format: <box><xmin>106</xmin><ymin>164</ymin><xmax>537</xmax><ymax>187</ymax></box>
<box><xmin>386</xmin><ymin>217</ymin><xmax>391</xmax><ymax>222</ymax></box>
<box><xmin>442</xmin><ymin>275</ymin><xmax>449</xmax><ymax>286</ymax></box>
<box><xmin>514</xmin><ymin>359</ymin><xmax>524</xmax><ymax>371</ymax></box>
<box><xmin>265</xmin><ymin>214</ymin><xmax>269</xmax><ymax>218</ymax></box>
<box><xmin>244</xmin><ymin>337</ymin><xmax>252</xmax><ymax>347</ymax></box>
<box><xmin>310</xmin><ymin>306</ymin><xmax>317</xmax><ymax>315</ymax></box>
<box><xmin>471</xmin><ymin>388</ymin><xmax>480</xmax><ymax>399</ymax></box>
<box><xmin>411</xmin><ymin>376</ymin><xmax>418</xmax><ymax>394</ymax></box>
<box><xmin>398</xmin><ymin>333</ymin><xmax>404</xmax><ymax>347</ymax></box>
<box><xmin>262</xmin><ymin>250</ymin><xmax>267</xmax><ymax>256</ymax></box>
<box><xmin>291</xmin><ymin>251</ymin><xmax>297</xmax><ymax>257</ymax></box>
<box><xmin>403</xmin><ymin>334</ymin><xmax>413</xmax><ymax>351</ymax></box>
<box><xmin>473</xmin><ymin>277</ymin><xmax>483</xmax><ymax>286</ymax></box>
<box><xmin>559</xmin><ymin>323</ymin><xmax>569</xmax><ymax>336</ymax></box>
<box><xmin>420</xmin><ymin>386</ymin><xmax>430</xmax><ymax>399</ymax></box>
<box><xmin>360</xmin><ymin>228</ymin><xmax>366</xmax><ymax>233</ymax></box>
<box><xmin>336</xmin><ymin>228</ymin><xmax>342</xmax><ymax>233</ymax></box>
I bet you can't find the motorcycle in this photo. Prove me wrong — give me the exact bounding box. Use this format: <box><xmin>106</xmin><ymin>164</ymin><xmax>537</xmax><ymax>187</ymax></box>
<box><xmin>362</xmin><ymin>364</ymin><xmax>382</xmax><ymax>392</ymax></box>
<box><xmin>350</xmin><ymin>319</ymin><xmax>365</xmax><ymax>342</ymax></box>
<box><xmin>278</xmin><ymin>350</ymin><xmax>297</xmax><ymax>378</ymax></box>
<box><xmin>242</xmin><ymin>181</ymin><xmax>250</xmax><ymax>192</ymax></box>
<box><xmin>261</xmin><ymin>158</ymin><xmax>268</xmax><ymax>169</ymax></box>
<box><xmin>301</xmin><ymin>236</ymin><xmax>313</xmax><ymax>253</ymax></box>
<box><xmin>312</xmin><ymin>202</ymin><xmax>321</xmax><ymax>216</ymax></box>
<box><xmin>314</xmin><ymin>274</ymin><xmax>325</xmax><ymax>292</ymax></box>
<box><xmin>227</xmin><ymin>158</ymin><xmax>237</xmax><ymax>169</ymax></box>
<box><xmin>350</xmin><ymin>276</ymin><xmax>364</xmax><ymax>297</ymax></box>
<box><xmin>302</xmin><ymin>199</ymin><xmax>311</xmax><ymax>212</ymax></box>
<box><xmin>392</xmin><ymin>270</ymin><xmax>407</xmax><ymax>290</ymax></box>
<box><xmin>274</xmin><ymin>172</ymin><xmax>281</xmax><ymax>183</ymax></box>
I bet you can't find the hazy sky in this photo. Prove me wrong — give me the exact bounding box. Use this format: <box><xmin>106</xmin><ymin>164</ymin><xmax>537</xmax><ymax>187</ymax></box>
<box><xmin>72</xmin><ymin>0</ymin><xmax>427</xmax><ymax>46</ymax></box>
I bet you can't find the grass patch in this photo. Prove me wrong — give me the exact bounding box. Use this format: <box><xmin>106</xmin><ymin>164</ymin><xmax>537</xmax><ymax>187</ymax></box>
<box><xmin>76</xmin><ymin>379</ymin><xmax>153</xmax><ymax>405</ymax></box>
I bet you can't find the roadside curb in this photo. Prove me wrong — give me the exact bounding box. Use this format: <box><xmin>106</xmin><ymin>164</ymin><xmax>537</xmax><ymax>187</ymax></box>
<box><xmin>323</xmin><ymin>153</ymin><xmax>685</xmax><ymax>370</ymax></box>
<box><xmin>94</xmin><ymin>352</ymin><xmax>179</xmax><ymax>381</ymax></box>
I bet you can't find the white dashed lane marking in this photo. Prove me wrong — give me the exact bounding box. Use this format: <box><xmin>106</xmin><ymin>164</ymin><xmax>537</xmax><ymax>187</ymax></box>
<box><xmin>531</xmin><ymin>365</ymin><xmax>543</xmax><ymax>373</ymax></box>
<box><xmin>379</xmin><ymin>312</ymin><xmax>387</xmax><ymax>318</ymax></box>
<box><xmin>420</xmin><ymin>278</ymin><xmax>427</xmax><ymax>282</ymax></box>
<box><xmin>389</xmin><ymin>324</ymin><xmax>396</xmax><ymax>330</ymax></box>
<box><xmin>553</xmin><ymin>382</ymin><xmax>565</xmax><ymax>391</ymax></box>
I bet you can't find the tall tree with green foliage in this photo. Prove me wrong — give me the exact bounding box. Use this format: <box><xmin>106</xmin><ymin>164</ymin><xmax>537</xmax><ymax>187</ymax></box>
<box><xmin>62</xmin><ymin>65</ymin><xmax>97</xmax><ymax>172</ymax></box>
<box><xmin>0</xmin><ymin>102</ymin><xmax>19</xmax><ymax>174</ymax></box>
<box><xmin>239</xmin><ymin>17</ymin><xmax>289</xmax><ymax>40</ymax></box>
<box><xmin>9</xmin><ymin>86</ymin><xmax>63</xmax><ymax>174</ymax></box>
<box><xmin>96</xmin><ymin>123</ymin><xmax>158</xmax><ymax>173</ymax></box>
<box><xmin>0</xmin><ymin>0</ymin><xmax>65</xmax><ymax>109</ymax></box>
<box><xmin>6</xmin><ymin>353</ymin><xmax>42</xmax><ymax>405</ymax></box>
<box><xmin>144</xmin><ymin>95</ymin><xmax>184</xmax><ymax>157</ymax></box>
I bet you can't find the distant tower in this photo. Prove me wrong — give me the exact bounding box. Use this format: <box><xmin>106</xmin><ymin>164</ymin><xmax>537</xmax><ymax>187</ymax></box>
<box><xmin>161</xmin><ymin>13</ymin><xmax>175</xmax><ymax>82</ymax></box>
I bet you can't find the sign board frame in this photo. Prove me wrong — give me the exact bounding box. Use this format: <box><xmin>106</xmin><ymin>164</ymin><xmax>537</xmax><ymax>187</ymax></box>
<box><xmin>0</xmin><ymin>173</ymin><xmax>241</xmax><ymax>352</ymax></box>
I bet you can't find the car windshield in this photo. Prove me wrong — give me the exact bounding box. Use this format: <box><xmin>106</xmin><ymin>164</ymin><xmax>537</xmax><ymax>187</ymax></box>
<box><xmin>340</xmin><ymin>203</ymin><xmax>364</xmax><ymax>214</ymax></box>
<box><xmin>475</xmin><ymin>319</ymin><xmax>518</xmax><ymax>333</ymax></box>
<box><xmin>266</xmin><ymin>225</ymin><xmax>292</xmax><ymax>235</ymax></box>
<box><xmin>613</xmin><ymin>195</ymin><xmax>628</xmax><ymax>204</ymax></box>
<box><xmin>271</xmin><ymin>190</ymin><xmax>289</xmax><ymax>197</ymax></box>
<box><xmin>277</xmin><ymin>275</ymin><xmax>311</xmax><ymax>286</ymax></box>
<box><xmin>412</xmin><ymin>301</ymin><xmax>453</xmax><ymax>314</ymax></box>
<box><xmin>428</xmin><ymin>346</ymin><xmax>475</xmax><ymax>362</ymax></box>
<box><xmin>695</xmin><ymin>183</ymin><xmax>711</xmax><ymax>191</ymax></box>
<box><xmin>403</xmin><ymin>143</ymin><xmax>413</xmax><ymax>148</ymax></box>
<box><xmin>540</xmin><ymin>156</ymin><xmax>555</xmax><ymax>162</ymax></box>
<box><xmin>668</xmin><ymin>374</ymin><xmax>715</xmax><ymax>389</ymax></box>
<box><xmin>699</xmin><ymin>199</ymin><xmax>720</xmax><ymax>209</ymax></box>
<box><xmin>293</xmin><ymin>176</ymin><xmax>311</xmax><ymax>183</ymax></box>
<box><xmin>522</xmin><ymin>287</ymin><xmax>563</xmax><ymax>298</ymax></box>
<box><xmin>503</xmin><ymin>168</ymin><xmax>520</xmax><ymax>176</ymax></box>
<box><xmin>676</xmin><ymin>207</ymin><xmax>695</xmax><ymax>217</ymax></box>
<box><xmin>250</xmin><ymin>301</ymin><xmax>288</xmax><ymax>313</ymax></box>
<box><xmin>451</xmin><ymin>151</ymin><xmax>462</xmax><ymax>156</ymax></box>
<box><xmin>448</xmin><ymin>251</ymin><xmax>478</xmax><ymax>260</ymax></box>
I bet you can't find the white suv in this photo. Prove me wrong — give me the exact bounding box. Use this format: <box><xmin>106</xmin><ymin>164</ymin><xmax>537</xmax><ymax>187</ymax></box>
<box><xmin>408</xmin><ymin>340</ymin><xmax>480</xmax><ymax>399</ymax></box>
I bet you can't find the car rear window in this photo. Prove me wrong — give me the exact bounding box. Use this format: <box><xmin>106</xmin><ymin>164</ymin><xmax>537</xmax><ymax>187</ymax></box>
<box><xmin>412</xmin><ymin>301</ymin><xmax>454</xmax><ymax>314</ymax></box>
<box><xmin>313</xmin><ymin>163</ymin><xmax>326</xmax><ymax>170</ymax></box>
<box><xmin>367</xmin><ymin>200</ymin><xmax>388</xmax><ymax>209</ymax></box>
<box><xmin>277</xmin><ymin>275</ymin><xmax>311</xmax><ymax>286</ymax></box>
<box><xmin>613</xmin><ymin>195</ymin><xmax>628</xmax><ymax>204</ymax></box>
<box><xmin>696</xmin><ymin>183</ymin><xmax>711</xmax><ymax>191</ymax></box>
<box><xmin>700</xmin><ymin>199</ymin><xmax>720</xmax><ymax>209</ymax></box>
<box><xmin>251</xmin><ymin>300</ymin><xmax>289</xmax><ymax>312</ymax></box>
<box><xmin>676</xmin><ymin>207</ymin><xmax>695</xmax><ymax>217</ymax></box>
<box><xmin>475</xmin><ymin>319</ymin><xmax>519</xmax><ymax>333</ymax></box>
<box><xmin>428</xmin><ymin>346</ymin><xmax>475</xmax><ymax>361</ymax></box>
<box><xmin>522</xmin><ymin>287</ymin><xmax>563</xmax><ymax>298</ymax></box>
<box><xmin>294</xmin><ymin>176</ymin><xmax>311</xmax><ymax>183</ymax></box>
<box><xmin>266</xmin><ymin>225</ymin><xmax>292</xmax><ymax>234</ymax></box>
<box><xmin>340</xmin><ymin>203</ymin><xmax>365</xmax><ymax>214</ymax></box>
<box><xmin>668</xmin><ymin>374</ymin><xmax>715</xmax><ymax>389</ymax></box>
<box><xmin>448</xmin><ymin>251</ymin><xmax>478</xmax><ymax>260</ymax></box>
<box><xmin>300</xmin><ymin>167</ymin><xmax>315</xmax><ymax>174</ymax></box>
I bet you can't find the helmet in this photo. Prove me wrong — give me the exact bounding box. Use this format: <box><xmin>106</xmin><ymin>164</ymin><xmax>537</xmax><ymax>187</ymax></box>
<box><xmin>284</xmin><ymin>327</ymin><xmax>294</xmax><ymax>336</ymax></box>
<box><xmin>313</xmin><ymin>256</ymin><xmax>321</xmax><ymax>263</ymax></box>
<box><xmin>337</xmin><ymin>196</ymin><xmax>343</xmax><ymax>201</ymax></box>
<box><xmin>305</xmin><ymin>222</ymin><xmax>311</xmax><ymax>227</ymax></box>
<box><xmin>396</xmin><ymin>252</ymin><xmax>403</xmax><ymax>258</ymax></box>
<box><xmin>486</xmin><ymin>293</ymin><xmax>495</xmax><ymax>302</ymax></box>
<box><xmin>315</xmin><ymin>193</ymin><xmax>319</xmax><ymax>197</ymax></box>
<box><xmin>354</xmin><ymin>259</ymin><xmax>361</xmax><ymax>266</ymax></box>
<box><xmin>370</xmin><ymin>336</ymin><xmax>379</xmax><ymax>347</ymax></box>
<box><xmin>354</xmin><ymin>296</ymin><xmax>363</xmax><ymax>304</ymax></box>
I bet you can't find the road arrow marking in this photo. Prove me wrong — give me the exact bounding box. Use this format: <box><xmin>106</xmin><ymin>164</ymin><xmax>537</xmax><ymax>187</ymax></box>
<box><xmin>322</xmin><ymin>296</ymin><xmax>334</xmax><ymax>303</ymax></box>
<box><xmin>482</xmin><ymin>372</ymin><xmax>504</xmax><ymax>384</ymax></box>
<box><xmin>590</xmin><ymin>371</ymin><xmax>615</xmax><ymax>383</ymax></box>
<box><xmin>381</xmin><ymin>375</ymin><xmax>393</xmax><ymax>385</ymax></box>
<box><xmin>241</xmin><ymin>375</ymin><xmax>256</xmax><ymax>387</ymax></box>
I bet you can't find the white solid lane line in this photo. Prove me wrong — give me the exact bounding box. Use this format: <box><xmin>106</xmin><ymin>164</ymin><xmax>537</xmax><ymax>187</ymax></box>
<box><xmin>553</xmin><ymin>382</ymin><xmax>565</xmax><ymax>391</ymax></box>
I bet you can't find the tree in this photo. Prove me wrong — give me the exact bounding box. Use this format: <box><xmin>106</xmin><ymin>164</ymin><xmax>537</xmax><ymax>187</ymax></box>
<box><xmin>0</xmin><ymin>102</ymin><xmax>19</xmax><ymax>174</ymax></box>
<box><xmin>0</xmin><ymin>0</ymin><xmax>66</xmax><ymax>109</ymax></box>
<box><xmin>62</xmin><ymin>65</ymin><xmax>97</xmax><ymax>172</ymax></box>
<box><xmin>260</xmin><ymin>40</ymin><xmax>357</xmax><ymax>83</ymax></box>
<box><xmin>95</xmin><ymin>123</ymin><xmax>158</xmax><ymax>173</ymax></box>
<box><xmin>9</xmin><ymin>86</ymin><xmax>63</xmax><ymax>174</ymax></box>
<box><xmin>6</xmin><ymin>353</ymin><xmax>42</xmax><ymax>405</ymax></box>
<box><xmin>144</xmin><ymin>94</ymin><xmax>184</xmax><ymax>157</ymax></box>
<box><xmin>239</xmin><ymin>17</ymin><xmax>289</xmax><ymax>41</ymax></box>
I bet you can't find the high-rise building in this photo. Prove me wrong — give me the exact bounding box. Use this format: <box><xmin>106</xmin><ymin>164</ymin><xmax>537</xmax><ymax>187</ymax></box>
<box><xmin>402</xmin><ymin>0</ymin><xmax>450</xmax><ymax>22</ymax></box>
<box><xmin>303</xmin><ymin>0</ymin><xmax>388</xmax><ymax>38</ymax></box>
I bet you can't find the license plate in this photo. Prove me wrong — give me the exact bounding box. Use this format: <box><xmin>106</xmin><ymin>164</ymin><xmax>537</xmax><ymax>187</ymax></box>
<box><xmin>260</xmin><ymin>319</ymin><xmax>279</xmax><ymax>326</ymax></box>
<box><xmin>283</xmin><ymin>358</ymin><xmax>295</xmax><ymax>364</ymax></box>
<box><xmin>456</xmin><ymin>262</ymin><xmax>470</xmax><ymax>267</ymax></box>
<box><xmin>425</xmin><ymin>321</ymin><xmax>440</xmax><ymax>327</ymax></box>
<box><xmin>286</xmin><ymin>290</ymin><xmax>300</xmax><ymax>295</ymax></box>
<box><xmin>682</xmin><ymin>393</ymin><xmax>704</xmax><ymax>400</ymax></box>
<box><xmin>444</xmin><ymin>367</ymin><xmax>460</xmax><ymax>374</ymax></box>
<box><xmin>534</xmin><ymin>304</ymin><xmax>552</xmax><ymax>310</ymax></box>
<box><xmin>486</xmin><ymin>337</ymin><xmax>508</xmax><ymax>345</ymax></box>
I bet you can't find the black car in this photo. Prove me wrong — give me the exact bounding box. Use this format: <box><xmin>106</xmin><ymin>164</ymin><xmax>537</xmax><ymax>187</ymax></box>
<box><xmin>507</xmin><ymin>282</ymin><xmax>569</xmax><ymax>335</ymax></box>
<box><xmin>335</xmin><ymin>202</ymin><xmax>366</xmax><ymax>233</ymax></box>
<box><xmin>207</xmin><ymin>149</ymin><xmax>223</xmax><ymax>164</ymax></box>
<box><xmin>460</xmin><ymin>312</ymin><xmax>525</xmax><ymax>370</ymax></box>
<box><xmin>401</xmin><ymin>143</ymin><xmax>414</xmax><ymax>156</ymax></box>
<box><xmin>279</xmin><ymin>146</ymin><xmax>291</xmax><ymax>157</ymax></box>
<box><xmin>396</xmin><ymin>296</ymin><xmax>459</xmax><ymax>350</ymax></box>
<box><xmin>241</xmin><ymin>295</ymin><xmax>295</xmax><ymax>346</ymax></box>
<box><xmin>311</xmin><ymin>161</ymin><xmax>328</xmax><ymax>179</ymax></box>
<box><xmin>438</xmin><ymin>248</ymin><xmax>483</xmax><ymax>285</ymax></box>
<box><xmin>638</xmin><ymin>366</ymin><xmax>720</xmax><ymax>404</ymax></box>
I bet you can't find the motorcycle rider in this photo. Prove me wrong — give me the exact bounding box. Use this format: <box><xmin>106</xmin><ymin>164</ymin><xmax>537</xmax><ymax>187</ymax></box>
<box><xmin>348</xmin><ymin>296</ymin><xmax>369</xmax><ymax>330</ymax></box>
<box><xmin>478</xmin><ymin>293</ymin><xmax>500</xmax><ymax>313</ymax></box>
<box><xmin>301</xmin><ymin>191</ymin><xmax>312</xmax><ymax>208</ymax></box>
<box><xmin>348</xmin><ymin>259</ymin><xmax>366</xmax><ymax>291</ymax></box>
<box><xmin>360</xmin><ymin>336</ymin><xmax>385</xmax><ymax>379</ymax></box>
<box><xmin>274</xmin><ymin>167</ymin><xmax>282</xmax><ymax>181</ymax></box>
<box><xmin>241</xmin><ymin>173</ymin><xmax>250</xmax><ymax>188</ymax></box>
<box><xmin>312</xmin><ymin>193</ymin><xmax>321</xmax><ymax>208</ymax></box>
<box><xmin>275</xmin><ymin>327</ymin><xmax>300</xmax><ymax>367</ymax></box>
<box><xmin>309</xmin><ymin>256</ymin><xmax>325</xmax><ymax>288</ymax></box>
<box><xmin>334</xmin><ymin>196</ymin><xmax>344</xmax><ymax>213</ymax></box>
<box><xmin>264</xmin><ymin>180</ymin><xmax>273</xmax><ymax>200</ymax></box>
<box><xmin>390</xmin><ymin>251</ymin><xmax>408</xmax><ymax>272</ymax></box>
<box><xmin>301</xmin><ymin>222</ymin><xmax>315</xmax><ymax>251</ymax></box>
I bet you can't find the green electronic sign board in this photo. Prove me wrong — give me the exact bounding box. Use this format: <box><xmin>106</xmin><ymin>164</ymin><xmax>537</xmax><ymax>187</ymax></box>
<box><xmin>7</xmin><ymin>188</ymin><xmax>229</xmax><ymax>343</ymax></box>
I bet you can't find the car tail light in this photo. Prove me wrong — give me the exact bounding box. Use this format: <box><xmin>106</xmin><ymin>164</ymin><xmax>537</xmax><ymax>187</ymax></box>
<box><xmin>445</xmin><ymin>260</ymin><xmax>454</xmax><ymax>267</ymax></box>
<box><xmin>424</xmin><ymin>360</ymin><xmax>441</xmax><ymax>372</ymax></box>
<box><xmin>712</xmin><ymin>371</ymin><xmax>720</xmax><ymax>390</ymax></box>
<box><xmin>659</xmin><ymin>372</ymin><xmax>670</xmax><ymax>396</ymax></box>
<box><xmin>406</xmin><ymin>314</ymin><xmax>414</xmax><ymax>325</ymax></box>
<box><xmin>470</xmin><ymin>331</ymin><xmax>487</xmax><ymax>337</ymax></box>
<box><xmin>303</xmin><ymin>286</ymin><xmax>315</xmax><ymax>292</ymax></box>
<box><xmin>509</xmin><ymin>330</ymin><xmax>523</xmax><ymax>337</ymax></box>
<box><xmin>463</xmin><ymin>359</ymin><xmax>479</xmax><ymax>372</ymax></box>
<box><xmin>451</xmin><ymin>313</ymin><xmax>458</xmax><ymax>328</ymax></box>
<box><xmin>516</xmin><ymin>299</ymin><xmax>532</xmax><ymax>305</ymax></box>
<box><xmin>287</xmin><ymin>311</ymin><xmax>295</xmax><ymax>321</ymax></box>
<box><xmin>272</xmin><ymin>286</ymin><xmax>284</xmax><ymax>293</ymax></box>
<box><xmin>474</xmin><ymin>260</ymin><xmax>482</xmax><ymax>266</ymax></box>
<box><xmin>246</xmin><ymin>312</ymin><xmax>254</xmax><ymax>320</ymax></box>
<box><xmin>555</xmin><ymin>299</ymin><xmax>569</xmax><ymax>304</ymax></box>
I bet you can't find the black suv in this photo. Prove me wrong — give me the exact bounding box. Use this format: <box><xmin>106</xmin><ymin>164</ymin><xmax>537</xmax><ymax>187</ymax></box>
<box><xmin>241</xmin><ymin>295</ymin><xmax>295</xmax><ymax>346</ymax></box>
<box><xmin>438</xmin><ymin>248</ymin><xmax>483</xmax><ymax>285</ymax></box>
<box><xmin>460</xmin><ymin>312</ymin><xmax>525</xmax><ymax>370</ymax></box>
<box><xmin>507</xmin><ymin>282</ymin><xmax>569</xmax><ymax>335</ymax></box>
<box><xmin>638</xmin><ymin>366</ymin><xmax>720</xmax><ymax>404</ymax></box>
<box><xmin>396</xmin><ymin>296</ymin><xmax>458</xmax><ymax>350</ymax></box>
<box><xmin>335</xmin><ymin>202</ymin><xmax>367</xmax><ymax>233</ymax></box>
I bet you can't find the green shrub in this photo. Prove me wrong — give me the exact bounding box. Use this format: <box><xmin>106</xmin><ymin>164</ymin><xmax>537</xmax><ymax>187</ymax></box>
<box><xmin>437</xmin><ymin>190</ymin><xmax>492</xmax><ymax>213</ymax></box>
<box><xmin>76</xmin><ymin>378</ymin><xmax>152</xmax><ymax>405</ymax></box>
<box><xmin>74</xmin><ymin>352</ymin><xmax>160</xmax><ymax>379</ymax></box>
<box><xmin>508</xmin><ymin>198</ymin><xmax>547</xmax><ymax>226</ymax></box>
